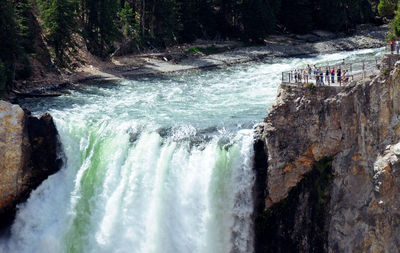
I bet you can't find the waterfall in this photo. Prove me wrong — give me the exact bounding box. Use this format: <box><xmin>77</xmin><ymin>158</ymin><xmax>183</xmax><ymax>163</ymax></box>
<box><xmin>0</xmin><ymin>47</ymin><xmax>384</xmax><ymax>253</ymax></box>
<box><xmin>1</xmin><ymin>120</ymin><xmax>255</xmax><ymax>253</ymax></box>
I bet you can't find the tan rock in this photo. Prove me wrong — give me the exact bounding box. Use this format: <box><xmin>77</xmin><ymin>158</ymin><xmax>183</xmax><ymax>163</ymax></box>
<box><xmin>0</xmin><ymin>101</ymin><xmax>27</xmax><ymax>211</ymax></box>
<box><xmin>0</xmin><ymin>100</ymin><xmax>61</xmax><ymax>227</ymax></box>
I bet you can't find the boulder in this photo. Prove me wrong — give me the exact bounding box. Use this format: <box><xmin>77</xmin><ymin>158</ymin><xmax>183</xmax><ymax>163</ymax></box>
<box><xmin>0</xmin><ymin>100</ymin><xmax>62</xmax><ymax>228</ymax></box>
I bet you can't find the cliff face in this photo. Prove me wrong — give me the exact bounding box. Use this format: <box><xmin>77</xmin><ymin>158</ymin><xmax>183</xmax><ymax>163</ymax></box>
<box><xmin>0</xmin><ymin>100</ymin><xmax>62</xmax><ymax>227</ymax></box>
<box><xmin>255</xmin><ymin>54</ymin><xmax>400</xmax><ymax>252</ymax></box>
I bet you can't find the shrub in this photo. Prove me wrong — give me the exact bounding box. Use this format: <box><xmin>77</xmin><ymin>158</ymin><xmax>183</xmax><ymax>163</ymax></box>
<box><xmin>378</xmin><ymin>0</ymin><xmax>396</xmax><ymax>18</ymax></box>
<box><xmin>305</xmin><ymin>82</ymin><xmax>316</xmax><ymax>92</ymax></box>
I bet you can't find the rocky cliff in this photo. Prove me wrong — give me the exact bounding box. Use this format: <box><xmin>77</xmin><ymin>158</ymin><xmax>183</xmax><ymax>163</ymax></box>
<box><xmin>0</xmin><ymin>101</ymin><xmax>62</xmax><ymax>228</ymax></box>
<box><xmin>254</xmin><ymin>54</ymin><xmax>400</xmax><ymax>252</ymax></box>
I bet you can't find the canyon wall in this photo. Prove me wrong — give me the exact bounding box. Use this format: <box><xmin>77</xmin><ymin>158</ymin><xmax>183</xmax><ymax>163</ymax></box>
<box><xmin>0</xmin><ymin>100</ymin><xmax>62</xmax><ymax>227</ymax></box>
<box><xmin>255</xmin><ymin>54</ymin><xmax>400</xmax><ymax>252</ymax></box>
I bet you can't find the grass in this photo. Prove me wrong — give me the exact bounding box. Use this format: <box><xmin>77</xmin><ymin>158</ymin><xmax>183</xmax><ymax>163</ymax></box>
<box><xmin>184</xmin><ymin>45</ymin><xmax>230</xmax><ymax>56</ymax></box>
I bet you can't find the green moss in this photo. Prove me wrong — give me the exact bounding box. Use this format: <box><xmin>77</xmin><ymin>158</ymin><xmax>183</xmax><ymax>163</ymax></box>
<box><xmin>184</xmin><ymin>45</ymin><xmax>230</xmax><ymax>56</ymax></box>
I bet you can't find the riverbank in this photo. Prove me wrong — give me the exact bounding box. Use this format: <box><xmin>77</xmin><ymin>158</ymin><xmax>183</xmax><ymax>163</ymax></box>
<box><xmin>9</xmin><ymin>24</ymin><xmax>387</xmax><ymax>98</ymax></box>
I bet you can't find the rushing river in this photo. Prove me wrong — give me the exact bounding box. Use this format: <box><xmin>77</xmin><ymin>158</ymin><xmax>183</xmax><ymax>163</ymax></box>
<box><xmin>0</xmin><ymin>48</ymin><xmax>383</xmax><ymax>253</ymax></box>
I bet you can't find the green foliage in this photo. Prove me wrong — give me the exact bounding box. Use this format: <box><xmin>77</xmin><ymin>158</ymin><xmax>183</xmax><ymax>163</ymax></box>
<box><xmin>83</xmin><ymin>0</ymin><xmax>122</xmax><ymax>58</ymax></box>
<box><xmin>120</xmin><ymin>2</ymin><xmax>137</xmax><ymax>37</ymax></box>
<box><xmin>316</xmin><ymin>0</ymin><xmax>373</xmax><ymax>32</ymax></box>
<box><xmin>0</xmin><ymin>61</ymin><xmax>7</xmax><ymax>96</ymax></box>
<box><xmin>176</xmin><ymin>0</ymin><xmax>216</xmax><ymax>42</ymax></box>
<box><xmin>392</xmin><ymin>3</ymin><xmax>400</xmax><ymax>38</ymax></box>
<box><xmin>386</xmin><ymin>30</ymin><xmax>396</xmax><ymax>42</ymax></box>
<box><xmin>241</xmin><ymin>0</ymin><xmax>276</xmax><ymax>41</ymax></box>
<box><xmin>38</xmin><ymin>0</ymin><xmax>78</xmax><ymax>67</ymax></box>
<box><xmin>185</xmin><ymin>46</ymin><xmax>229</xmax><ymax>56</ymax></box>
<box><xmin>305</xmin><ymin>82</ymin><xmax>316</xmax><ymax>92</ymax></box>
<box><xmin>281</xmin><ymin>0</ymin><xmax>313</xmax><ymax>33</ymax></box>
<box><xmin>14</xmin><ymin>0</ymin><xmax>35</xmax><ymax>54</ymax></box>
<box><xmin>381</xmin><ymin>68</ymin><xmax>390</xmax><ymax>75</ymax></box>
<box><xmin>0</xmin><ymin>0</ymin><xmax>381</xmax><ymax>71</ymax></box>
<box><xmin>378</xmin><ymin>0</ymin><xmax>397</xmax><ymax>18</ymax></box>
<box><xmin>0</xmin><ymin>0</ymin><xmax>20</xmax><ymax>90</ymax></box>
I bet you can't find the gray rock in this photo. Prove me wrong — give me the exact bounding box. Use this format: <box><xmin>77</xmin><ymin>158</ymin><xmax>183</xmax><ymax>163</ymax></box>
<box><xmin>312</xmin><ymin>30</ymin><xmax>337</xmax><ymax>39</ymax></box>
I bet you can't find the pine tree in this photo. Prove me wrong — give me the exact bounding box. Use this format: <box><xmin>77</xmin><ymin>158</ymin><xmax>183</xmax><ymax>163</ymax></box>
<box><xmin>280</xmin><ymin>0</ymin><xmax>313</xmax><ymax>33</ymax></box>
<box><xmin>149</xmin><ymin>0</ymin><xmax>178</xmax><ymax>46</ymax></box>
<box><xmin>316</xmin><ymin>0</ymin><xmax>373</xmax><ymax>32</ymax></box>
<box><xmin>0</xmin><ymin>0</ymin><xmax>20</xmax><ymax>92</ymax></box>
<box><xmin>241</xmin><ymin>0</ymin><xmax>276</xmax><ymax>41</ymax></box>
<box><xmin>176</xmin><ymin>0</ymin><xmax>201</xmax><ymax>42</ymax></box>
<box><xmin>37</xmin><ymin>0</ymin><xmax>78</xmax><ymax>66</ymax></box>
<box><xmin>82</xmin><ymin>0</ymin><xmax>121</xmax><ymax>57</ymax></box>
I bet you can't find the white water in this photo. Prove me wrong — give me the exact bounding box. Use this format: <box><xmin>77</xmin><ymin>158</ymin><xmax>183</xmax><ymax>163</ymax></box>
<box><xmin>0</xmin><ymin>48</ymin><xmax>383</xmax><ymax>253</ymax></box>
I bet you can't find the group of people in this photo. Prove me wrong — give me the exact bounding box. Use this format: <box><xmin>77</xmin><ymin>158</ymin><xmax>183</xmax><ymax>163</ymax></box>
<box><xmin>290</xmin><ymin>60</ymin><xmax>350</xmax><ymax>85</ymax></box>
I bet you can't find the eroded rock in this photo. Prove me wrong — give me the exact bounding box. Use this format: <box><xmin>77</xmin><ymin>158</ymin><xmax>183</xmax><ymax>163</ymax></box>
<box><xmin>0</xmin><ymin>100</ymin><xmax>62</xmax><ymax>227</ymax></box>
<box><xmin>255</xmin><ymin>54</ymin><xmax>400</xmax><ymax>252</ymax></box>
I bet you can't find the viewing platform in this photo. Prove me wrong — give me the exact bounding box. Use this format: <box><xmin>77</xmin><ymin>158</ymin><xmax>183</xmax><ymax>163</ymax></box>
<box><xmin>281</xmin><ymin>53</ymin><xmax>400</xmax><ymax>89</ymax></box>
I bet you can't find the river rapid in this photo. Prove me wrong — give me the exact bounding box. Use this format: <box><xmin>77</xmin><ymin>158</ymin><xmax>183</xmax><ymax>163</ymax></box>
<box><xmin>0</xmin><ymin>48</ymin><xmax>383</xmax><ymax>253</ymax></box>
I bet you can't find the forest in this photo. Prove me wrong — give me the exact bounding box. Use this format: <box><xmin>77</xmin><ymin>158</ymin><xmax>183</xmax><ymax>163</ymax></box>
<box><xmin>0</xmin><ymin>0</ymin><xmax>395</xmax><ymax>92</ymax></box>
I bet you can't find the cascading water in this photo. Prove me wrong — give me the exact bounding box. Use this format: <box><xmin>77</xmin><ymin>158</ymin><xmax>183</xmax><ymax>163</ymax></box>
<box><xmin>0</xmin><ymin>48</ymin><xmax>383</xmax><ymax>253</ymax></box>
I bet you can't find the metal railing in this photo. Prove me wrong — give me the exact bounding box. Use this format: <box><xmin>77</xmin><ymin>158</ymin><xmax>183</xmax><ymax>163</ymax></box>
<box><xmin>281</xmin><ymin>58</ymin><xmax>380</xmax><ymax>86</ymax></box>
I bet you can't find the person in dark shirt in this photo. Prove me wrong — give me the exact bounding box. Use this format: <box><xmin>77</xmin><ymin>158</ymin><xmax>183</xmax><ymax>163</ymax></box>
<box><xmin>325</xmin><ymin>68</ymin><xmax>329</xmax><ymax>83</ymax></box>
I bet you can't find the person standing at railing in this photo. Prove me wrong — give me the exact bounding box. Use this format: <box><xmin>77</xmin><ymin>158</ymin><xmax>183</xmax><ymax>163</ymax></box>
<box><xmin>331</xmin><ymin>67</ymin><xmax>335</xmax><ymax>83</ymax></box>
<box><xmin>325</xmin><ymin>68</ymin><xmax>329</xmax><ymax>83</ymax></box>
<box><xmin>313</xmin><ymin>65</ymin><xmax>318</xmax><ymax>79</ymax></box>
<box><xmin>342</xmin><ymin>70</ymin><xmax>349</xmax><ymax>83</ymax></box>
<box><xmin>303</xmin><ymin>70</ymin><xmax>308</xmax><ymax>84</ymax></box>
<box><xmin>337</xmin><ymin>67</ymin><xmax>341</xmax><ymax>83</ymax></box>
<box><xmin>319</xmin><ymin>70</ymin><xmax>324</xmax><ymax>85</ymax></box>
<box><xmin>396</xmin><ymin>41</ymin><xmax>399</xmax><ymax>54</ymax></box>
<box><xmin>391</xmin><ymin>40</ymin><xmax>395</xmax><ymax>54</ymax></box>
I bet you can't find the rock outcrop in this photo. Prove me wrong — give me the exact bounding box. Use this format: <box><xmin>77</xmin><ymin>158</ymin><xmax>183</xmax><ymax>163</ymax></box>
<box><xmin>254</xmin><ymin>54</ymin><xmax>400</xmax><ymax>252</ymax></box>
<box><xmin>0</xmin><ymin>100</ymin><xmax>62</xmax><ymax>228</ymax></box>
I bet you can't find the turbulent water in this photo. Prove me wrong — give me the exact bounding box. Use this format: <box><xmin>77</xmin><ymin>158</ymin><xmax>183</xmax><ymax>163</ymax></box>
<box><xmin>0</xmin><ymin>48</ymin><xmax>383</xmax><ymax>253</ymax></box>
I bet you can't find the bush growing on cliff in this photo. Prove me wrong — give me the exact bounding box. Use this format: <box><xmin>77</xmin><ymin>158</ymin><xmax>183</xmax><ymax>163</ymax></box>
<box><xmin>305</xmin><ymin>82</ymin><xmax>316</xmax><ymax>92</ymax></box>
